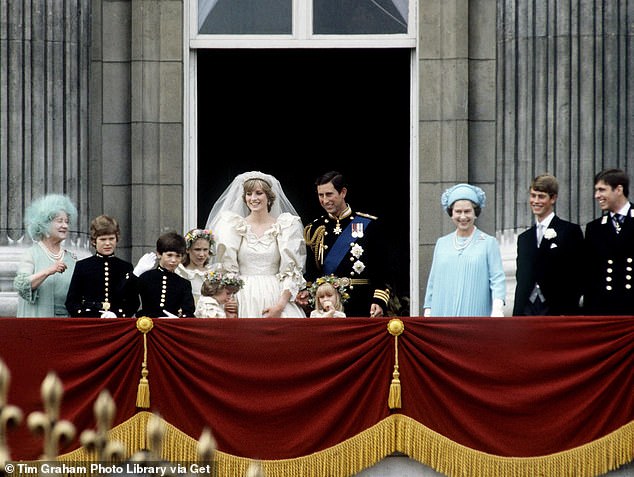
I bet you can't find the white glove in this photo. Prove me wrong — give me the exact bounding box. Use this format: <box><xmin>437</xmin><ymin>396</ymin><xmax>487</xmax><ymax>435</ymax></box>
<box><xmin>423</xmin><ymin>308</ymin><xmax>431</xmax><ymax>317</ymax></box>
<box><xmin>162</xmin><ymin>309</ymin><xmax>177</xmax><ymax>318</ymax></box>
<box><xmin>134</xmin><ymin>252</ymin><xmax>158</xmax><ymax>277</ymax></box>
<box><xmin>490</xmin><ymin>298</ymin><xmax>505</xmax><ymax>317</ymax></box>
<box><xmin>100</xmin><ymin>311</ymin><xmax>118</xmax><ymax>318</ymax></box>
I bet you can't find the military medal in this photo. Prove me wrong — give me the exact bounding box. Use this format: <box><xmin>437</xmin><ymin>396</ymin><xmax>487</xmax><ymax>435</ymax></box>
<box><xmin>351</xmin><ymin>222</ymin><xmax>364</xmax><ymax>238</ymax></box>
<box><xmin>333</xmin><ymin>221</ymin><xmax>342</xmax><ymax>235</ymax></box>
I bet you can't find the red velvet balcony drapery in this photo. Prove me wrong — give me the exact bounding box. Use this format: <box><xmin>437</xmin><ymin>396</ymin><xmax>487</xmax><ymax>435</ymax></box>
<box><xmin>0</xmin><ymin>316</ymin><xmax>632</xmax><ymax>474</ymax></box>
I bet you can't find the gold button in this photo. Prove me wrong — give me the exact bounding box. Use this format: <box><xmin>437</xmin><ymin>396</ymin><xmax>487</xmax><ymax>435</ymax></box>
<box><xmin>608</xmin><ymin>259</ymin><xmax>614</xmax><ymax>264</ymax></box>
<box><xmin>606</xmin><ymin>285</ymin><xmax>613</xmax><ymax>290</ymax></box>
<box><xmin>607</xmin><ymin>268</ymin><xmax>613</xmax><ymax>273</ymax></box>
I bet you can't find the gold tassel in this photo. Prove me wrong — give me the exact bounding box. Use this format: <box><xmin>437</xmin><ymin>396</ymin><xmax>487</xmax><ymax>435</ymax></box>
<box><xmin>136</xmin><ymin>368</ymin><xmax>150</xmax><ymax>408</ymax></box>
<box><xmin>387</xmin><ymin>319</ymin><xmax>404</xmax><ymax>410</ymax></box>
<box><xmin>388</xmin><ymin>367</ymin><xmax>401</xmax><ymax>409</ymax></box>
<box><xmin>136</xmin><ymin>317</ymin><xmax>154</xmax><ymax>409</ymax></box>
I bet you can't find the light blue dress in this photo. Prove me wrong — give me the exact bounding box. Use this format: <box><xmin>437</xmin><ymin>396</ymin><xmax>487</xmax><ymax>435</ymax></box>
<box><xmin>13</xmin><ymin>244</ymin><xmax>77</xmax><ymax>317</ymax></box>
<box><xmin>424</xmin><ymin>228</ymin><xmax>506</xmax><ymax>316</ymax></box>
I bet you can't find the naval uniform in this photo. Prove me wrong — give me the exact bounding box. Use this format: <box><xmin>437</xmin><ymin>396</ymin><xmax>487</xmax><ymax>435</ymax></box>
<box><xmin>583</xmin><ymin>203</ymin><xmax>634</xmax><ymax>315</ymax></box>
<box><xmin>304</xmin><ymin>205</ymin><xmax>390</xmax><ymax>317</ymax></box>
<box><xmin>136</xmin><ymin>266</ymin><xmax>195</xmax><ymax>318</ymax></box>
<box><xmin>65</xmin><ymin>253</ymin><xmax>139</xmax><ymax>317</ymax></box>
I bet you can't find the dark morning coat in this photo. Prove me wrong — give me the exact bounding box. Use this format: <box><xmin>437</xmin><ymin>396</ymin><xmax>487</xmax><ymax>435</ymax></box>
<box><xmin>513</xmin><ymin>215</ymin><xmax>584</xmax><ymax>316</ymax></box>
<box><xmin>582</xmin><ymin>204</ymin><xmax>634</xmax><ymax>315</ymax></box>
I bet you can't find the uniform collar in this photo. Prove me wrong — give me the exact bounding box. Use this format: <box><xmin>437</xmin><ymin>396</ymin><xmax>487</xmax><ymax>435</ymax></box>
<box><xmin>328</xmin><ymin>204</ymin><xmax>352</xmax><ymax>221</ymax></box>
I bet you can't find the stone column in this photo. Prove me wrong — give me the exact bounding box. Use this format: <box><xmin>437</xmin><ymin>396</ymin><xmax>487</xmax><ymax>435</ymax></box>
<box><xmin>0</xmin><ymin>0</ymin><xmax>91</xmax><ymax>315</ymax></box>
<box><xmin>497</xmin><ymin>0</ymin><xmax>634</xmax><ymax>232</ymax></box>
<box><xmin>418</xmin><ymin>0</ymin><xmax>498</xmax><ymax>305</ymax></box>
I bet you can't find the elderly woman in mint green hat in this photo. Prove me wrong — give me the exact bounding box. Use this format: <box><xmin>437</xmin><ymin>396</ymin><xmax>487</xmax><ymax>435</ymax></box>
<box><xmin>423</xmin><ymin>184</ymin><xmax>506</xmax><ymax>317</ymax></box>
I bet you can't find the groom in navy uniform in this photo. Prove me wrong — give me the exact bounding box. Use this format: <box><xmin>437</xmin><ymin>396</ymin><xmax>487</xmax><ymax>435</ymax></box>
<box><xmin>513</xmin><ymin>174</ymin><xmax>584</xmax><ymax>315</ymax></box>
<box><xmin>583</xmin><ymin>168</ymin><xmax>634</xmax><ymax>315</ymax></box>
<box><xmin>304</xmin><ymin>171</ymin><xmax>390</xmax><ymax>317</ymax></box>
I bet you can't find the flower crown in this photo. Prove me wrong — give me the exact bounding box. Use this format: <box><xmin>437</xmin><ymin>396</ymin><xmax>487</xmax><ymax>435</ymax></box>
<box><xmin>308</xmin><ymin>275</ymin><xmax>351</xmax><ymax>307</ymax></box>
<box><xmin>205</xmin><ymin>270</ymin><xmax>244</xmax><ymax>290</ymax></box>
<box><xmin>185</xmin><ymin>229</ymin><xmax>215</xmax><ymax>250</ymax></box>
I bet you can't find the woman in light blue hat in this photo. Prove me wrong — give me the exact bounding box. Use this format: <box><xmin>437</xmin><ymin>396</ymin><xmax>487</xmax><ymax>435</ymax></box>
<box><xmin>423</xmin><ymin>184</ymin><xmax>506</xmax><ymax>317</ymax></box>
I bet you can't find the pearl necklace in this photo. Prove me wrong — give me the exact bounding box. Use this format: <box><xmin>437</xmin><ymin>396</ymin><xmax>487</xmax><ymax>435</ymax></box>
<box><xmin>453</xmin><ymin>230</ymin><xmax>475</xmax><ymax>252</ymax></box>
<box><xmin>39</xmin><ymin>241</ymin><xmax>65</xmax><ymax>261</ymax></box>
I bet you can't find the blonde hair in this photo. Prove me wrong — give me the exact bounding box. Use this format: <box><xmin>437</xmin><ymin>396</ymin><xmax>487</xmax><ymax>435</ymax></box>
<box><xmin>315</xmin><ymin>282</ymin><xmax>344</xmax><ymax>313</ymax></box>
<box><xmin>243</xmin><ymin>178</ymin><xmax>276</xmax><ymax>212</ymax></box>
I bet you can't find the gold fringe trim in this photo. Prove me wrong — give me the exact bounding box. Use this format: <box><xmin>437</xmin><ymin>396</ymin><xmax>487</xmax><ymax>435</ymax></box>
<box><xmin>57</xmin><ymin>412</ymin><xmax>634</xmax><ymax>477</ymax></box>
<box><xmin>135</xmin><ymin>317</ymin><xmax>154</xmax><ymax>408</ymax></box>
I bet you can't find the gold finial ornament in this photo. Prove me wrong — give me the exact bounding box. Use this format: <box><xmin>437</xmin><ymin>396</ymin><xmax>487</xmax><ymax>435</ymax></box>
<box><xmin>79</xmin><ymin>389</ymin><xmax>125</xmax><ymax>461</ymax></box>
<box><xmin>27</xmin><ymin>372</ymin><xmax>76</xmax><ymax>459</ymax></box>
<box><xmin>136</xmin><ymin>316</ymin><xmax>154</xmax><ymax>334</ymax></box>
<box><xmin>146</xmin><ymin>414</ymin><xmax>166</xmax><ymax>460</ymax></box>
<box><xmin>387</xmin><ymin>318</ymin><xmax>404</xmax><ymax>336</ymax></box>
<box><xmin>0</xmin><ymin>359</ymin><xmax>23</xmax><ymax>471</ymax></box>
<box><xmin>246</xmin><ymin>461</ymin><xmax>265</xmax><ymax>477</ymax></box>
<box><xmin>197</xmin><ymin>427</ymin><xmax>217</xmax><ymax>463</ymax></box>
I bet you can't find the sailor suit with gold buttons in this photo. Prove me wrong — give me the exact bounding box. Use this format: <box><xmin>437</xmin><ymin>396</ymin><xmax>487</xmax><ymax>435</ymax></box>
<box><xmin>65</xmin><ymin>253</ymin><xmax>139</xmax><ymax>317</ymax></box>
<box><xmin>583</xmin><ymin>203</ymin><xmax>634</xmax><ymax>315</ymax></box>
<box><xmin>304</xmin><ymin>205</ymin><xmax>390</xmax><ymax>317</ymax></box>
<box><xmin>136</xmin><ymin>266</ymin><xmax>195</xmax><ymax>318</ymax></box>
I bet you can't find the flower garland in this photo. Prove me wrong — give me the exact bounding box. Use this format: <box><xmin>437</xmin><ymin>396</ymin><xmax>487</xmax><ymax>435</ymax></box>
<box><xmin>185</xmin><ymin>229</ymin><xmax>215</xmax><ymax>250</ymax></box>
<box><xmin>308</xmin><ymin>275</ymin><xmax>351</xmax><ymax>307</ymax></box>
<box><xmin>206</xmin><ymin>270</ymin><xmax>245</xmax><ymax>290</ymax></box>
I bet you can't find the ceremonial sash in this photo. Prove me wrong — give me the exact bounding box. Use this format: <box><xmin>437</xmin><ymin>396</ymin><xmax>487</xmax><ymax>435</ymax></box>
<box><xmin>323</xmin><ymin>216</ymin><xmax>371</xmax><ymax>275</ymax></box>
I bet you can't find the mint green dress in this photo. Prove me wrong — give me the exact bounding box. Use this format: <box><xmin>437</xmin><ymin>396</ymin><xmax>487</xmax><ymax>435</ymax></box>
<box><xmin>13</xmin><ymin>244</ymin><xmax>77</xmax><ymax>317</ymax></box>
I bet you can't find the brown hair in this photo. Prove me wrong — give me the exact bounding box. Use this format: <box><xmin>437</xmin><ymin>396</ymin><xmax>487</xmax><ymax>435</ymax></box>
<box><xmin>530</xmin><ymin>174</ymin><xmax>559</xmax><ymax>197</ymax></box>
<box><xmin>90</xmin><ymin>215</ymin><xmax>121</xmax><ymax>246</ymax></box>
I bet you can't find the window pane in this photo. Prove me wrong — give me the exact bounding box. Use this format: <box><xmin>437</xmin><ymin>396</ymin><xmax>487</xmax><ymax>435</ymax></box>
<box><xmin>198</xmin><ymin>0</ymin><xmax>292</xmax><ymax>34</ymax></box>
<box><xmin>313</xmin><ymin>0</ymin><xmax>408</xmax><ymax>34</ymax></box>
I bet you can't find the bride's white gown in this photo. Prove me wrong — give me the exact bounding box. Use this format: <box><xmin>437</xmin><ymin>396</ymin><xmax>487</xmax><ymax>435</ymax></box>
<box><xmin>214</xmin><ymin>211</ymin><xmax>306</xmax><ymax>318</ymax></box>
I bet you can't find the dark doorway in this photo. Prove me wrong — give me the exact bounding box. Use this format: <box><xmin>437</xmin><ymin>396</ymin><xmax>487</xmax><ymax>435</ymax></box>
<box><xmin>196</xmin><ymin>48</ymin><xmax>411</xmax><ymax>314</ymax></box>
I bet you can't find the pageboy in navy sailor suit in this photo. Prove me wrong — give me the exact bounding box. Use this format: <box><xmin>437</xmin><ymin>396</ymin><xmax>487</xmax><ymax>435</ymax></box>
<box><xmin>65</xmin><ymin>215</ymin><xmax>139</xmax><ymax>317</ymax></box>
<box><xmin>513</xmin><ymin>175</ymin><xmax>583</xmax><ymax>316</ymax></box>
<box><xmin>304</xmin><ymin>171</ymin><xmax>390</xmax><ymax>317</ymax></box>
<box><xmin>583</xmin><ymin>168</ymin><xmax>634</xmax><ymax>315</ymax></box>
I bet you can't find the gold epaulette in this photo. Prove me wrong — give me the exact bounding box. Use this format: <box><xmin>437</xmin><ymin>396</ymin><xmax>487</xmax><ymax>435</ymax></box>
<box><xmin>357</xmin><ymin>212</ymin><xmax>378</xmax><ymax>220</ymax></box>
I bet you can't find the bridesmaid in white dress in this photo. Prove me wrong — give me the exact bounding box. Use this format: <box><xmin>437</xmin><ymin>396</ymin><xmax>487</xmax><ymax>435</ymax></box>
<box><xmin>176</xmin><ymin>228</ymin><xmax>215</xmax><ymax>305</ymax></box>
<box><xmin>206</xmin><ymin>171</ymin><xmax>306</xmax><ymax>318</ymax></box>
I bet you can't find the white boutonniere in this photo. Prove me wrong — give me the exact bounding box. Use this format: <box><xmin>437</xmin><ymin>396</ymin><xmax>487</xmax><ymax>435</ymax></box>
<box><xmin>350</xmin><ymin>243</ymin><xmax>364</xmax><ymax>259</ymax></box>
<box><xmin>543</xmin><ymin>228</ymin><xmax>557</xmax><ymax>240</ymax></box>
<box><xmin>352</xmin><ymin>260</ymin><xmax>365</xmax><ymax>274</ymax></box>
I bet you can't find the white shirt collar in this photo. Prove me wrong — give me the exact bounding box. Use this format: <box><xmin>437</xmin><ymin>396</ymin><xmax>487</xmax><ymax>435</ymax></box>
<box><xmin>613</xmin><ymin>203</ymin><xmax>631</xmax><ymax>217</ymax></box>
<box><xmin>536</xmin><ymin>212</ymin><xmax>555</xmax><ymax>229</ymax></box>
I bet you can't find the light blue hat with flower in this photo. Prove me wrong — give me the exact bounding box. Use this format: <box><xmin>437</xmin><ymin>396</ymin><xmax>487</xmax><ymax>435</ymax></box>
<box><xmin>441</xmin><ymin>183</ymin><xmax>486</xmax><ymax>209</ymax></box>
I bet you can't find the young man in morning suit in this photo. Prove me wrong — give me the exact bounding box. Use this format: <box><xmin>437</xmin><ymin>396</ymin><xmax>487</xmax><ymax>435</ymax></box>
<box><xmin>303</xmin><ymin>171</ymin><xmax>390</xmax><ymax>317</ymax></box>
<box><xmin>513</xmin><ymin>174</ymin><xmax>584</xmax><ymax>316</ymax></box>
<box><xmin>583</xmin><ymin>168</ymin><xmax>634</xmax><ymax>315</ymax></box>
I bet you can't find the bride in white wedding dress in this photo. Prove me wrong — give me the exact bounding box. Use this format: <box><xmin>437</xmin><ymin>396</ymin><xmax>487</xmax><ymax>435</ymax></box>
<box><xmin>206</xmin><ymin>171</ymin><xmax>306</xmax><ymax>318</ymax></box>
